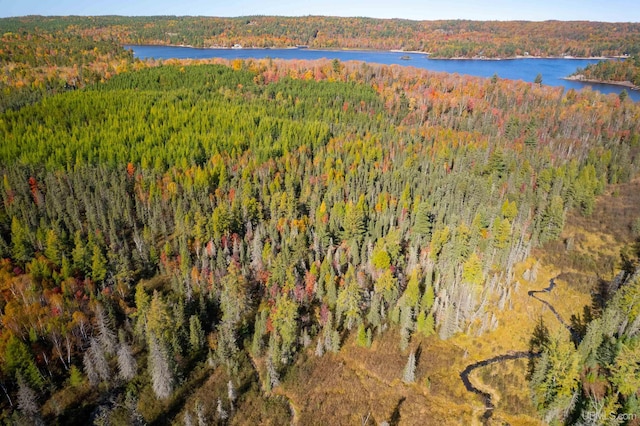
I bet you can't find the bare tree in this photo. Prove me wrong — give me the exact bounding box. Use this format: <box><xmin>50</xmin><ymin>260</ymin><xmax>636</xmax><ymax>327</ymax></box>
<box><xmin>195</xmin><ymin>399</ymin><xmax>207</xmax><ymax>426</ymax></box>
<box><xmin>117</xmin><ymin>338</ymin><xmax>137</xmax><ymax>381</ymax></box>
<box><xmin>227</xmin><ymin>380</ymin><xmax>236</xmax><ymax>410</ymax></box>
<box><xmin>95</xmin><ymin>304</ymin><xmax>116</xmax><ymax>355</ymax></box>
<box><xmin>17</xmin><ymin>374</ymin><xmax>42</xmax><ymax>424</ymax></box>
<box><xmin>402</xmin><ymin>351</ymin><xmax>416</xmax><ymax>383</ymax></box>
<box><xmin>183</xmin><ymin>411</ymin><xmax>194</xmax><ymax>426</ymax></box>
<box><xmin>84</xmin><ymin>337</ymin><xmax>110</xmax><ymax>386</ymax></box>
<box><xmin>217</xmin><ymin>398</ymin><xmax>228</xmax><ymax>421</ymax></box>
<box><xmin>148</xmin><ymin>334</ymin><xmax>173</xmax><ymax>399</ymax></box>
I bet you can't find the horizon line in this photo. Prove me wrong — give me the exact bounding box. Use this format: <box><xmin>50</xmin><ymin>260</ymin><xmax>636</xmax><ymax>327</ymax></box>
<box><xmin>1</xmin><ymin>14</ymin><xmax>638</xmax><ymax>24</ymax></box>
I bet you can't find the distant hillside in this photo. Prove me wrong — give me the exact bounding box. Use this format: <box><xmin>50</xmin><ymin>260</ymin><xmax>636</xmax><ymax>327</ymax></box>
<box><xmin>2</xmin><ymin>15</ymin><xmax>640</xmax><ymax>58</ymax></box>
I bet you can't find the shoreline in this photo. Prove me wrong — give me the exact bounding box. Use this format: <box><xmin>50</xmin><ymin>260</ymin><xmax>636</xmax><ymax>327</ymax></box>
<box><xmin>127</xmin><ymin>44</ymin><xmax>623</xmax><ymax>62</ymax></box>
<box><xmin>563</xmin><ymin>75</ymin><xmax>639</xmax><ymax>91</ymax></box>
<box><xmin>126</xmin><ymin>44</ymin><xmax>638</xmax><ymax>98</ymax></box>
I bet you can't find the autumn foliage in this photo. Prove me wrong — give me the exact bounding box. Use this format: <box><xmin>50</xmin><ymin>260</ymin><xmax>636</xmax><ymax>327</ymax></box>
<box><xmin>0</xmin><ymin>17</ymin><xmax>640</xmax><ymax>425</ymax></box>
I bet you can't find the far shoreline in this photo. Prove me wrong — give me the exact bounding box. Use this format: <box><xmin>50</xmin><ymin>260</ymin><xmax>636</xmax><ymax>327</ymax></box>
<box><xmin>126</xmin><ymin>44</ymin><xmax>624</xmax><ymax>62</ymax></box>
<box><xmin>126</xmin><ymin>44</ymin><xmax>639</xmax><ymax>99</ymax></box>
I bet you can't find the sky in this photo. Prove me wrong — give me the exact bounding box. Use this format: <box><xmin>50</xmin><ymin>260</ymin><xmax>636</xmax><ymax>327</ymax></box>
<box><xmin>0</xmin><ymin>0</ymin><xmax>638</xmax><ymax>22</ymax></box>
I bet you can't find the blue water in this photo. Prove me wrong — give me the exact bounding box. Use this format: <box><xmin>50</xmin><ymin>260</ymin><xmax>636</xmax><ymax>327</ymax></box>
<box><xmin>126</xmin><ymin>45</ymin><xmax>640</xmax><ymax>102</ymax></box>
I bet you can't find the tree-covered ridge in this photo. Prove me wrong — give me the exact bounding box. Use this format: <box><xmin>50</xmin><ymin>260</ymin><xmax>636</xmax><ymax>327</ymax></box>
<box><xmin>1</xmin><ymin>59</ymin><xmax>639</xmax><ymax>423</ymax></box>
<box><xmin>571</xmin><ymin>55</ymin><xmax>640</xmax><ymax>89</ymax></box>
<box><xmin>0</xmin><ymin>27</ymin><xmax>137</xmax><ymax>112</ymax></box>
<box><xmin>2</xmin><ymin>16</ymin><xmax>640</xmax><ymax>58</ymax></box>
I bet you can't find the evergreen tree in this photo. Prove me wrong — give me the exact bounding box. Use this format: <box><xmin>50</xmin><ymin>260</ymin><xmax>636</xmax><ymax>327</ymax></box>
<box><xmin>462</xmin><ymin>252</ymin><xmax>483</xmax><ymax>286</ymax></box>
<box><xmin>44</xmin><ymin>229</ymin><xmax>62</xmax><ymax>267</ymax></box>
<box><xmin>91</xmin><ymin>245</ymin><xmax>108</xmax><ymax>283</ymax></box>
<box><xmin>336</xmin><ymin>266</ymin><xmax>362</xmax><ymax>330</ymax></box>
<box><xmin>4</xmin><ymin>335</ymin><xmax>43</xmax><ymax>389</ymax></box>
<box><xmin>10</xmin><ymin>217</ymin><xmax>31</xmax><ymax>265</ymax></box>
<box><xmin>416</xmin><ymin>311</ymin><xmax>435</xmax><ymax>337</ymax></box>
<box><xmin>189</xmin><ymin>315</ymin><xmax>204</xmax><ymax>354</ymax></box>
<box><xmin>539</xmin><ymin>196</ymin><xmax>565</xmax><ymax>243</ymax></box>
<box><xmin>530</xmin><ymin>332</ymin><xmax>580</xmax><ymax>423</ymax></box>
<box><xmin>412</xmin><ymin>202</ymin><xmax>433</xmax><ymax>240</ymax></box>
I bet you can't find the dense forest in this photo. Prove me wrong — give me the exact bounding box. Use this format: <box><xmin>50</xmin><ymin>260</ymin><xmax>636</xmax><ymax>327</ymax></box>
<box><xmin>1</xmin><ymin>17</ymin><xmax>640</xmax><ymax>426</ymax></box>
<box><xmin>529</xmin><ymin>268</ymin><xmax>640</xmax><ymax>425</ymax></box>
<box><xmin>0</xmin><ymin>25</ymin><xmax>137</xmax><ymax>113</ymax></box>
<box><xmin>571</xmin><ymin>55</ymin><xmax>640</xmax><ymax>90</ymax></box>
<box><xmin>3</xmin><ymin>15</ymin><xmax>640</xmax><ymax>58</ymax></box>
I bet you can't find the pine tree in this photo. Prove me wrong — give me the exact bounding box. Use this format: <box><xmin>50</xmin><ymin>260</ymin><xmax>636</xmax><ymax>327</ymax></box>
<box><xmin>534</xmin><ymin>73</ymin><xmax>543</xmax><ymax>85</ymax></box>
<box><xmin>336</xmin><ymin>266</ymin><xmax>362</xmax><ymax>330</ymax></box>
<box><xmin>10</xmin><ymin>217</ymin><xmax>31</xmax><ymax>265</ymax></box>
<box><xmin>374</xmin><ymin>269</ymin><xmax>398</xmax><ymax>307</ymax></box>
<box><xmin>462</xmin><ymin>252</ymin><xmax>483</xmax><ymax>286</ymax></box>
<box><xmin>356</xmin><ymin>323</ymin><xmax>368</xmax><ymax>347</ymax></box>
<box><xmin>421</xmin><ymin>284</ymin><xmax>435</xmax><ymax>312</ymax></box>
<box><xmin>44</xmin><ymin>229</ymin><xmax>62</xmax><ymax>267</ymax></box>
<box><xmin>399</xmin><ymin>306</ymin><xmax>413</xmax><ymax>351</ymax></box>
<box><xmin>271</xmin><ymin>294</ymin><xmax>299</xmax><ymax>360</ymax></box>
<box><xmin>500</xmin><ymin>200</ymin><xmax>518</xmax><ymax>221</ymax></box>
<box><xmin>404</xmin><ymin>269</ymin><xmax>421</xmax><ymax>309</ymax></box>
<box><xmin>342</xmin><ymin>195</ymin><xmax>367</xmax><ymax>242</ymax></box>
<box><xmin>539</xmin><ymin>196</ymin><xmax>565</xmax><ymax>243</ymax></box>
<box><xmin>610</xmin><ymin>340</ymin><xmax>640</xmax><ymax>397</ymax></box>
<box><xmin>371</xmin><ymin>244</ymin><xmax>391</xmax><ymax>270</ymax></box>
<box><xmin>416</xmin><ymin>311</ymin><xmax>435</xmax><ymax>337</ymax></box>
<box><xmin>412</xmin><ymin>202</ymin><xmax>433</xmax><ymax>239</ymax></box>
<box><xmin>492</xmin><ymin>218</ymin><xmax>511</xmax><ymax>250</ymax></box>
<box><xmin>68</xmin><ymin>365</ymin><xmax>83</xmax><ymax>387</ymax></box>
<box><xmin>4</xmin><ymin>335</ymin><xmax>43</xmax><ymax>389</ymax></box>
<box><xmin>189</xmin><ymin>315</ymin><xmax>204</xmax><ymax>353</ymax></box>
<box><xmin>530</xmin><ymin>332</ymin><xmax>580</xmax><ymax>422</ymax></box>
<box><xmin>325</xmin><ymin>273</ymin><xmax>337</xmax><ymax>309</ymax></box>
<box><xmin>91</xmin><ymin>244</ymin><xmax>108</xmax><ymax>283</ymax></box>
<box><xmin>251</xmin><ymin>309</ymin><xmax>268</xmax><ymax>355</ymax></box>
<box><xmin>71</xmin><ymin>231</ymin><xmax>88</xmax><ymax>274</ymax></box>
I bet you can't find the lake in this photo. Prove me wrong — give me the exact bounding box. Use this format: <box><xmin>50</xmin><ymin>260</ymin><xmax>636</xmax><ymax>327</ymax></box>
<box><xmin>126</xmin><ymin>45</ymin><xmax>640</xmax><ymax>102</ymax></box>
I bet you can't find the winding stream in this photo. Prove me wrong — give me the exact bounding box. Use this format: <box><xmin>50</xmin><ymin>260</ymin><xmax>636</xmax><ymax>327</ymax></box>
<box><xmin>460</xmin><ymin>276</ymin><xmax>571</xmax><ymax>424</ymax></box>
<box><xmin>460</xmin><ymin>351</ymin><xmax>538</xmax><ymax>424</ymax></box>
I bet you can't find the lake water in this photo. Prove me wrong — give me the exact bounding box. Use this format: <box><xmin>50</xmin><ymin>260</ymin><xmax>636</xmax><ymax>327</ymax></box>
<box><xmin>127</xmin><ymin>45</ymin><xmax>640</xmax><ymax>102</ymax></box>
